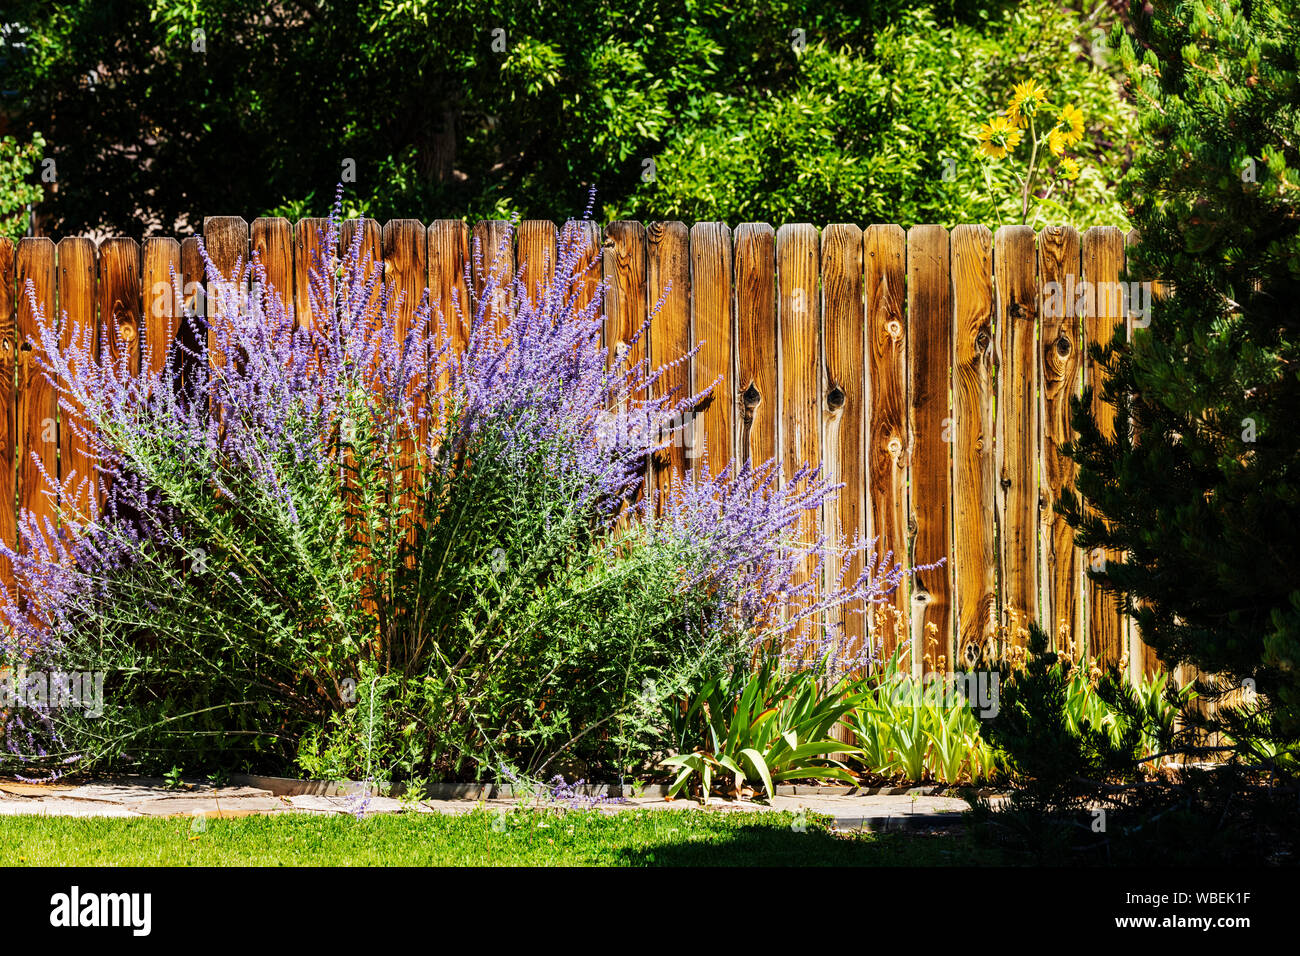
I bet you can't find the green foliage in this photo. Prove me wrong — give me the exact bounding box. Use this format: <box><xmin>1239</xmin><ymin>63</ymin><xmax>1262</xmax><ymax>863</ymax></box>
<box><xmin>72</xmin><ymin>403</ymin><xmax>741</xmax><ymax>782</ymax></box>
<box><xmin>0</xmin><ymin>132</ymin><xmax>44</xmax><ymax>240</ymax></box>
<box><xmin>622</xmin><ymin>5</ymin><xmax>1132</xmax><ymax>227</ymax></box>
<box><xmin>1062</xmin><ymin>0</ymin><xmax>1300</xmax><ymax>751</ymax></box>
<box><xmin>661</xmin><ymin>654</ymin><xmax>862</xmax><ymax>801</ymax></box>
<box><xmin>977</xmin><ymin>622</ymin><xmax>1184</xmax><ymax>810</ymax></box>
<box><xmin>844</xmin><ymin>648</ymin><xmax>998</xmax><ymax>785</ymax></box>
<box><xmin>3</xmin><ymin>1</ymin><xmax>1130</xmax><ymax>231</ymax></box>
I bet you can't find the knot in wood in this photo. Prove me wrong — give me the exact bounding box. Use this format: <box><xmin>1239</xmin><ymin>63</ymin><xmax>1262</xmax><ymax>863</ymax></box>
<box><xmin>826</xmin><ymin>384</ymin><xmax>846</xmax><ymax>411</ymax></box>
<box><xmin>976</xmin><ymin>329</ymin><xmax>991</xmax><ymax>350</ymax></box>
<box><xmin>1055</xmin><ymin>335</ymin><xmax>1071</xmax><ymax>357</ymax></box>
<box><xmin>741</xmin><ymin>382</ymin><xmax>762</xmax><ymax>410</ymax></box>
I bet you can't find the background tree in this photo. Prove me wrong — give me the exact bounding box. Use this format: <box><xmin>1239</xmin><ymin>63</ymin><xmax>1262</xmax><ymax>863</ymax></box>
<box><xmin>0</xmin><ymin>132</ymin><xmax>43</xmax><ymax>239</ymax></box>
<box><xmin>1064</xmin><ymin>0</ymin><xmax>1300</xmax><ymax>748</ymax></box>
<box><xmin>2</xmin><ymin>0</ymin><xmax>1131</xmax><ymax>234</ymax></box>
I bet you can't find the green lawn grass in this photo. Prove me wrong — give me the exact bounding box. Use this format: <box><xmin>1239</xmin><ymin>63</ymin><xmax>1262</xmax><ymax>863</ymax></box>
<box><xmin>0</xmin><ymin>808</ymin><xmax>1002</xmax><ymax>866</ymax></box>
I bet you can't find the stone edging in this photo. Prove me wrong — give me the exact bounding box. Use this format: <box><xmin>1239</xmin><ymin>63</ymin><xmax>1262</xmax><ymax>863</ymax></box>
<box><xmin>232</xmin><ymin>774</ymin><xmax>1001</xmax><ymax>802</ymax></box>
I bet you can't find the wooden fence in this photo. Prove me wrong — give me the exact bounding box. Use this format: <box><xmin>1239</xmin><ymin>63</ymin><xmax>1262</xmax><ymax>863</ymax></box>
<box><xmin>0</xmin><ymin>218</ymin><xmax>1154</xmax><ymax>678</ymax></box>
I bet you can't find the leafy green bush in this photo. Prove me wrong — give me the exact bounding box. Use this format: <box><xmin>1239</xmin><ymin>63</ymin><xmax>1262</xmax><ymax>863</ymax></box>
<box><xmin>975</xmin><ymin>621</ymin><xmax>1190</xmax><ymax>810</ymax></box>
<box><xmin>0</xmin><ymin>132</ymin><xmax>44</xmax><ymax>240</ymax></box>
<box><xmin>619</xmin><ymin>4</ymin><xmax>1132</xmax><ymax>227</ymax></box>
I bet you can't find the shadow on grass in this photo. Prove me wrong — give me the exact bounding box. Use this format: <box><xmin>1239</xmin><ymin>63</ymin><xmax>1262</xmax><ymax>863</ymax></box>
<box><xmin>613</xmin><ymin>822</ymin><xmax>996</xmax><ymax>867</ymax></box>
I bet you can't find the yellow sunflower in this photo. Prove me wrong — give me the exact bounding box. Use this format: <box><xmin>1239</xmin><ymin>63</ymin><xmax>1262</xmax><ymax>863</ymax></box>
<box><xmin>1059</xmin><ymin>156</ymin><xmax>1081</xmax><ymax>180</ymax></box>
<box><xmin>1008</xmin><ymin>80</ymin><xmax>1049</xmax><ymax>122</ymax></box>
<box><xmin>1047</xmin><ymin>126</ymin><xmax>1068</xmax><ymax>156</ymax></box>
<box><xmin>1060</xmin><ymin>103</ymin><xmax>1086</xmax><ymax>144</ymax></box>
<box><xmin>978</xmin><ymin>114</ymin><xmax>1023</xmax><ymax>159</ymax></box>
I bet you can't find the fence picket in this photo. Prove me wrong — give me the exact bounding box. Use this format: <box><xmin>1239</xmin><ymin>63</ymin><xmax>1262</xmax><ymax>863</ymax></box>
<box><xmin>951</xmin><ymin>225</ymin><xmax>995</xmax><ymax>669</ymax></box>
<box><xmin>1037</xmin><ymin>226</ymin><xmax>1083</xmax><ymax>652</ymax></box>
<box><xmin>603</xmin><ymin>221</ymin><xmax>648</xmax><ymax>396</ymax></box>
<box><xmin>907</xmin><ymin>225</ymin><xmax>953</xmax><ymax>675</ymax></box>
<box><xmin>15</xmin><ymin>238</ymin><xmax>57</xmax><ymax>543</ymax></box>
<box><xmin>864</xmin><ymin>225</ymin><xmax>909</xmax><ymax>659</ymax></box>
<box><xmin>203</xmin><ymin>217</ymin><xmax>249</xmax><ymax>371</ymax></box>
<box><xmin>98</xmin><ymin>238</ymin><xmax>141</xmax><ymax>378</ymax></box>
<box><xmin>821</xmin><ymin>224</ymin><xmax>866</xmax><ymax>659</ymax></box>
<box><xmin>735</xmin><ymin>223</ymin><xmax>777</xmax><ymax>469</ymax></box>
<box><xmin>647</xmin><ymin>221</ymin><xmax>690</xmax><ymax>507</ymax></box>
<box><xmin>471</xmin><ymin>220</ymin><xmax>513</xmax><ymax>334</ymax></box>
<box><xmin>142</xmin><ymin>238</ymin><xmax>181</xmax><ymax>382</ymax></box>
<box><xmin>690</xmin><ymin>223</ymin><xmax>734</xmax><ymax>472</ymax></box>
<box><xmin>57</xmin><ymin>237</ymin><xmax>97</xmax><ymax>518</ymax></box>
<box><xmin>994</xmin><ymin>225</ymin><xmax>1040</xmax><ymax>651</ymax></box>
<box><xmin>427</xmin><ymin>220</ymin><xmax>471</xmax><ymax>374</ymax></box>
<box><xmin>0</xmin><ymin>239</ymin><xmax>15</xmax><ymax>592</ymax></box>
<box><xmin>777</xmin><ymin>224</ymin><xmax>821</xmax><ymax>643</ymax></box>
<box><xmin>1082</xmin><ymin>225</ymin><xmax>1128</xmax><ymax>664</ymax></box>
<box><xmin>251</xmin><ymin>217</ymin><xmax>293</xmax><ymax>316</ymax></box>
<box><xmin>563</xmin><ymin>221</ymin><xmax>602</xmax><ymax>323</ymax></box>
<box><xmin>293</xmin><ymin>218</ymin><xmax>331</xmax><ymax>330</ymax></box>
<box><xmin>1124</xmin><ymin>228</ymin><xmax>1160</xmax><ymax>680</ymax></box>
<box><xmin>382</xmin><ymin>220</ymin><xmax>427</xmax><ymax>352</ymax></box>
<box><xmin>518</xmin><ymin>220</ymin><xmax>557</xmax><ymax>312</ymax></box>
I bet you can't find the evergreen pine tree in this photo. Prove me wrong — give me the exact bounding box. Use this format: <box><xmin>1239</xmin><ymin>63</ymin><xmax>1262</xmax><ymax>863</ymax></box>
<box><xmin>1063</xmin><ymin>0</ymin><xmax>1300</xmax><ymax>747</ymax></box>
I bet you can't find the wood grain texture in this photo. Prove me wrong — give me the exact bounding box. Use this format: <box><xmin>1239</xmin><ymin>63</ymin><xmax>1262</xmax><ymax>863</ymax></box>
<box><xmin>15</xmin><ymin>238</ymin><xmax>57</xmax><ymax>543</ymax></box>
<box><xmin>427</xmin><ymin>220</ymin><xmax>471</xmax><ymax>378</ymax></box>
<box><xmin>647</xmin><ymin>221</ymin><xmax>691</xmax><ymax>509</ymax></box>
<box><xmin>951</xmin><ymin>225</ymin><xmax>995</xmax><ymax>670</ymax></box>
<box><xmin>471</xmin><ymin>220</ymin><xmax>514</xmax><ymax>335</ymax></box>
<box><xmin>777</xmin><ymin>224</ymin><xmax>821</xmax><ymax>636</ymax></box>
<box><xmin>1082</xmin><ymin>225</ymin><xmax>1127</xmax><ymax>664</ymax></box>
<box><xmin>57</xmin><ymin>237</ymin><xmax>97</xmax><ymax>518</ymax></box>
<box><xmin>292</xmin><ymin>218</ymin><xmax>331</xmax><ymax>329</ymax></box>
<box><xmin>203</xmin><ymin>217</ymin><xmax>249</xmax><ymax>372</ymax></box>
<box><xmin>1037</xmin><ymin>226</ymin><xmax>1083</xmax><ymax>652</ymax></box>
<box><xmin>382</xmin><ymin>220</ymin><xmax>427</xmax><ymax>351</ymax></box>
<box><xmin>735</xmin><ymin>223</ymin><xmax>777</xmax><ymax>468</ymax></box>
<box><xmin>251</xmin><ymin>217</ymin><xmax>293</xmax><ymax>317</ymax></box>
<box><xmin>562</xmin><ymin>220</ymin><xmax>602</xmax><ymax>322</ymax></box>
<box><xmin>98</xmin><ymin>238</ymin><xmax>142</xmax><ymax>378</ymax></box>
<box><xmin>690</xmin><ymin>222</ymin><xmax>734</xmax><ymax>472</ymax></box>
<box><xmin>821</xmin><ymin>224</ymin><xmax>866</xmax><ymax>658</ymax></box>
<box><xmin>994</xmin><ymin>225</ymin><xmax>1039</xmax><ymax>649</ymax></box>
<box><xmin>864</xmin><ymin>224</ymin><xmax>909</xmax><ymax>657</ymax></box>
<box><xmin>517</xmin><ymin>220</ymin><xmax>557</xmax><ymax>311</ymax></box>
<box><xmin>142</xmin><ymin>238</ymin><xmax>181</xmax><ymax>382</ymax></box>
<box><xmin>603</xmin><ymin>221</ymin><xmax>648</xmax><ymax>396</ymax></box>
<box><xmin>906</xmin><ymin>225</ymin><xmax>953</xmax><ymax>676</ymax></box>
<box><xmin>0</xmin><ymin>240</ymin><xmax>16</xmax><ymax>593</ymax></box>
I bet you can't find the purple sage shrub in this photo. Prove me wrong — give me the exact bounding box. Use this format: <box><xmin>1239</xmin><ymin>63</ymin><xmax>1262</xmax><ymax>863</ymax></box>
<box><xmin>0</xmin><ymin>189</ymin><xmax>909</xmax><ymax>782</ymax></box>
